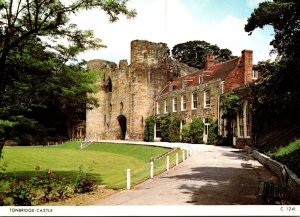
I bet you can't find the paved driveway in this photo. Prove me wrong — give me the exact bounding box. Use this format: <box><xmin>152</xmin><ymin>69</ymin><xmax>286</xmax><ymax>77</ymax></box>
<box><xmin>93</xmin><ymin>144</ymin><xmax>279</xmax><ymax>205</ymax></box>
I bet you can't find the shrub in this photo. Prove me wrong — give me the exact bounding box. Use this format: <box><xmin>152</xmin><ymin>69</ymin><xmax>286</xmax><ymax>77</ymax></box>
<box><xmin>190</xmin><ymin>117</ymin><xmax>204</xmax><ymax>144</ymax></box>
<box><xmin>6</xmin><ymin>179</ymin><xmax>33</xmax><ymax>206</ymax></box>
<box><xmin>160</xmin><ymin>114</ymin><xmax>171</xmax><ymax>142</ymax></box>
<box><xmin>207</xmin><ymin>119</ymin><xmax>222</xmax><ymax>145</ymax></box>
<box><xmin>168</xmin><ymin>117</ymin><xmax>181</xmax><ymax>143</ymax></box>
<box><xmin>144</xmin><ymin>116</ymin><xmax>156</xmax><ymax>142</ymax></box>
<box><xmin>181</xmin><ymin>123</ymin><xmax>191</xmax><ymax>143</ymax></box>
<box><xmin>74</xmin><ymin>167</ymin><xmax>97</xmax><ymax>194</ymax></box>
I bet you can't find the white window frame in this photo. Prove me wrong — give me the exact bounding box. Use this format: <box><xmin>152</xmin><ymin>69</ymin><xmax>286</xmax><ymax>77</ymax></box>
<box><xmin>252</xmin><ymin>69</ymin><xmax>259</xmax><ymax>79</ymax></box>
<box><xmin>156</xmin><ymin>102</ymin><xmax>160</xmax><ymax>115</ymax></box>
<box><xmin>204</xmin><ymin>90</ymin><xmax>211</xmax><ymax>108</ymax></box>
<box><xmin>181</xmin><ymin>95</ymin><xmax>186</xmax><ymax>111</ymax></box>
<box><xmin>172</xmin><ymin>97</ymin><xmax>177</xmax><ymax>112</ymax></box>
<box><xmin>164</xmin><ymin>100</ymin><xmax>168</xmax><ymax>114</ymax></box>
<box><xmin>199</xmin><ymin>75</ymin><xmax>203</xmax><ymax>84</ymax></box>
<box><xmin>192</xmin><ymin>92</ymin><xmax>198</xmax><ymax>110</ymax></box>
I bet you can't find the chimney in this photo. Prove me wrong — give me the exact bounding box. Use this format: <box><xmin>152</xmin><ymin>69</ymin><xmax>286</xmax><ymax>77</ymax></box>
<box><xmin>241</xmin><ymin>50</ymin><xmax>253</xmax><ymax>85</ymax></box>
<box><xmin>205</xmin><ymin>54</ymin><xmax>218</xmax><ymax>69</ymax></box>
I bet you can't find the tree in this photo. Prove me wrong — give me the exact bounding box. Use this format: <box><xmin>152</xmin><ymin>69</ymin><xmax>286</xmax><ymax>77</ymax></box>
<box><xmin>245</xmin><ymin>0</ymin><xmax>300</xmax><ymax>58</ymax></box>
<box><xmin>0</xmin><ymin>0</ymin><xmax>136</xmax><ymax>157</ymax></box>
<box><xmin>171</xmin><ymin>40</ymin><xmax>236</xmax><ymax>69</ymax></box>
<box><xmin>168</xmin><ymin>117</ymin><xmax>181</xmax><ymax>143</ymax></box>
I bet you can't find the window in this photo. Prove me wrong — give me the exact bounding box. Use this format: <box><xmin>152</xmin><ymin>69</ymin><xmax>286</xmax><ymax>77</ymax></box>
<box><xmin>192</xmin><ymin>92</ymin><xmax>198</xmax><ymax>110</ymax></box>
<box><xmin>204</xmin><ymin>90</ymin><xmax>211</xmax><ymax>108</ymax></box>
<box><xmin>252</xmin><ymin>69</ymin><xmax>259</xmax><ymax>79</ymax></box>
<box><xmin>164</xmin><ymin>100</ymin><xmax>168</xmax><ymax>114</ymax></box>
<box><xmin>156</xmin><ymin>102</ymin><xmax>160</xmax><ymax>115</ymax></box>
<box><xmin>172</xmin><ymin>97</ymin><xmax>177</xmax><ymax>112</ymax></box>
<box><xmin>238</xmin><ymin>109</ymin><xmax>244</xmax><ymax>138</ymax></box>
<box><xmin>156</xmin><ymin>122</ymin><xmax>161</xmax><ymax>138</ymax></box>
<box><xmin>181</xmin><ymin>95</ymin><xmax>186</xmax><ymax>111</ymax></box>
<box><xmin>199</xmin><ymin>75</ymin><xmax>203</xmax><ymax>84</ymax></box>
<box><xmin>221</xmin><ymin>81</ymin><xmax>224</xmax><ymax>94</ymax></box>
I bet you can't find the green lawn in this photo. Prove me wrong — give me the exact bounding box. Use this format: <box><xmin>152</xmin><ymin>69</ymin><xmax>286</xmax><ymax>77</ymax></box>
<box><xmin>1</xmin><ymin>142</ymin><xmax>182</xmax><ymax>189</ymax></box>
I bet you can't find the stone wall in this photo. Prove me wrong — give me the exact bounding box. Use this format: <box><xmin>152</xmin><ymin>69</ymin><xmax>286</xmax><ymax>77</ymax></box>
<box><xmin>252</xmin><ymin>150</ymin><xmax>300</xmax><ymax>204</ymax></box>
<box><xmin>86</xmin><ymin>40</ymin><xmax>198</xmax><ymax>141</ymax></box>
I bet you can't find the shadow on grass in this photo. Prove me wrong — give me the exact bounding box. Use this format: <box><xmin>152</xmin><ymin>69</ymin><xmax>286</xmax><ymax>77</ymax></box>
<box><xmin>1</xmin><ymin>170</ymin><xmax>104</xmax><ymax>186</ymax></box>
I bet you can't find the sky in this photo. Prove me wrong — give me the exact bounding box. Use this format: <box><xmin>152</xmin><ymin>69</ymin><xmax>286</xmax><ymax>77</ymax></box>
<box><xmin>71</xmin><ymin>0</ymin><xmax>275</xmax><ymax>64</ymax></box>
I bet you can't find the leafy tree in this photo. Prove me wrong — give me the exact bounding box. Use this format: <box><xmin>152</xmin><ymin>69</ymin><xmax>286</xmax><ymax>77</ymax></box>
<box><xmin>245</xmin><ymin>0</ymin><xmax>300</xmax><ymax>134</ymax></box>
<box><xmin>181</xmin><ymin>123</ymin><xmax>191</xmax><ymax>143</ymax></box>
<box><xmin>171</xmin><ymin>40</ymin><xmax>236</xmax><ymax>69</ymax></box>
<box><xmin>0</xmin><ymin>0</ymin><xmax>136</xmax><ymax>157</ymax></box>
<box><xmin>189</xmin><ymin>117</ymin><xmax>204</xmax><ymax>144</ymax></box>
<box><xmin>245</xmin><ymin>0</ymin><xmax>300</xmax><ymax>58</ymax></box>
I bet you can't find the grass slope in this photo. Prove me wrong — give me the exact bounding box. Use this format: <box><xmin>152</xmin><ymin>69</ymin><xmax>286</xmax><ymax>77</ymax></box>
<box><xmin>1</xmin><ymin>142</ymin><xmax>171</xmax><ymax>189</ymax></box>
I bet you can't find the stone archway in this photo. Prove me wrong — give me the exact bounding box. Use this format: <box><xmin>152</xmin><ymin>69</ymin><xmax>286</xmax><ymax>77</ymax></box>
<box><xmin>117</xmin><ymin>115</ymin><xmax>127</xmax><ymax>140</ymax></box>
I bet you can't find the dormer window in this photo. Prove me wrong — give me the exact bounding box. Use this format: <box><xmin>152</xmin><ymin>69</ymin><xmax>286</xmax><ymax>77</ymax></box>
<box><xmin>252</xmin><ymin>69</ymin><xmax>259</xmax><ymax>79</ymax></box>
<box><xmin>199</xmin><ymin>75</ymin><xmax>203</xmax><ymax>84</ymax></box>
<box><xmin>182</xmin><ymin>80</ymin><xmax>187</xmax><ymax>88</ymax></box>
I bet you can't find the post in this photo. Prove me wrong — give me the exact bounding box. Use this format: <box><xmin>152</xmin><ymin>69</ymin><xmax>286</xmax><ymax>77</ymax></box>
<box><xmin>55</xmin><ymin>142</ymin><xmax>58</xmax><ymax>146</ymax></box>
<box><xmin>166</xmin><ymin>156</ymin><xmax>170</xmax><ymax>172</ymax></box>
<box><xmin>150</xmin><ymin>161</ymin><xmax>154</xmax><ymax>179</ymax></box>
<box><xmin>190</xmin><ymin>149</ymin><xmax>192</xmax><ymax>157</ymax></box>
<box><xmin>182</xmin><ymin>150</ymin><xmax>185</xmax><ymax>161</ymax></box>
<box><xmin>80</xmin><ymin>143</ymin><xmax>83</xmax><ymax>149</ymax></box>
<box><xmin>127</xmin><ymin>169</ymin><xmax>131</xmax><ymax>190</ymax></box>
<box><xmin>176</xmin><ymin>153</ymin><xmax>179</xmax><ymax>166</ymax></box>
<box><xmin>47</xmin><ymin>142</ymin><xmax>49</xmax><ymax>146</ymax></box>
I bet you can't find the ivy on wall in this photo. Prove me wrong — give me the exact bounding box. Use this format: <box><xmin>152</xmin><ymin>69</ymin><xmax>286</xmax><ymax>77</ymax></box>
<box><xmin>144</xmin><ymin>115</ymin><xmax>156</xmax><ymax>142</ymax></box>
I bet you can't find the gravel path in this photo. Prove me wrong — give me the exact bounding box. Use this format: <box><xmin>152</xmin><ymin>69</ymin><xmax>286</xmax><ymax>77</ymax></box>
<box><xmin>93</xmin><ymin>144</ymin><xmax>279</xmax><ymax>205</ymax></box>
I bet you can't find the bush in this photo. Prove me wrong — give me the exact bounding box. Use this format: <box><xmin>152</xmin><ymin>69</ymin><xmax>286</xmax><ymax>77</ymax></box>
<box><xmin>144</xmin><ymin>116</ymin><xmax>156</xmax><ymax>142</ymax></box>
<box><xmin>181</xmin><ymin>124</ymin><xmax>191</xmax><ymax>143</ymax></box>
<box><xmin>190</xmin><ymin>117</ymin><xmax>204</xmax><ymax>144</ymax></box>
<box><xmin>160</xmin><ymin>114</ymin><xmax>171</xmax><ymax>142</ymax></box>
<box><xmin>168</xmin><ymin>117</ymin><xmax>181</xmax><ymax>143</ymax></box>
<box><xmin>207</xmin><ymin>119</ymin><xmax>222</xmax><ymax>145</ymax></box>
<box><xmin>74</xmin><ymin>166</ymin><xmax>97</xmax><ymax>194</ymax></box>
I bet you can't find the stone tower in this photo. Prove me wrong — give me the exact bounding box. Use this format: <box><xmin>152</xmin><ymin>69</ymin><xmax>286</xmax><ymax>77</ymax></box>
<box><xmin>86</xmin><ymin>40</ymin><xmax>174</xmax><ymax>141</ymax></box>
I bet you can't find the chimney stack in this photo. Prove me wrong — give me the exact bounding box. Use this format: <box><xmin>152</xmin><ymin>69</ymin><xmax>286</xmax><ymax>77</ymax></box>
<box><xmin>205</xmin><ymin>54</ymin><xmax>218</xmax><ymax>69</ymax></box>
<box><xmin>241</xmin><ymin>50</ymin><xmax>253</xmax><ymax>85</ymax></box>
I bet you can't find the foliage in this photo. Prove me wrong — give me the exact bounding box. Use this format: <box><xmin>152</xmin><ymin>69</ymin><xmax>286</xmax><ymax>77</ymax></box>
<box><xmin>172</xmin><ymin>40</ymin><xmax>236</xmax><ymax>68</ymax></box>
<box><xmin>74</xmin><ymin>166</ymin><xmax>97</xmax><ymax>194</ymax></box>
<box><xmin>181</xmin><ymin>123</ymin><xmax>191</xmax><ymax>143</ymax></box>
<box><xmin>159</xmin><ymin>114</ymin><xmax>172</xmax><ymax>142</ymax></box>
<box><xmin>189</xmin><ymin>117</ymin><xmax>204</xmax><ymax>144</ymax></box>
<box><xmin>0</xmin><ymin>0</ymin><xmax>136</xmax><ymax>158</ymax></box>
<box><xmin>207</xmin><ymin>119</ymin><xmax>221</xmax><ymax>145</ymax></box>
<box><xmin>245</xmin><ymin>0</ymin><xmax>300</xmax><ymax>58</ymax></box>
<box><xmin>269</xmin><ymin>139</ymin><xmax>300</xmax><ymax>158</ymax></box>
<box><xmin>168</xmin><ymin>117</ymin><xmax>181</xmax><ymax>143</ymax></box>
<box><xmin>144</xmin><ymin>116</ymin><xmax>156</xmax><ymax>142</ymax></box>
<box><xmin>220</xmin><ymin>92</ymin><xmax>240</xmax><ymax>120</ymax></box>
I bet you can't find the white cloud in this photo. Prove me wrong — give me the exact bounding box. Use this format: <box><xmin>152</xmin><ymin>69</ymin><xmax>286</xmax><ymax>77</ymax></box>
<box><xmin>246</xmin><ymin>0</ymin><xmax>267</xmax><ymax>8</ymax></box>
<box><xmin>73</xmin><ymin>0</ymin><xmax>275</xmax><ymax>64</ymax></box>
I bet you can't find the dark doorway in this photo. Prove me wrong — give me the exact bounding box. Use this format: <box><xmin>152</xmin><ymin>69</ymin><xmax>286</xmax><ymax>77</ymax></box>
<box><xmin>118</xmin><ymin>115</ymin><xmax>127</xmax><ymax>140</ymax></box>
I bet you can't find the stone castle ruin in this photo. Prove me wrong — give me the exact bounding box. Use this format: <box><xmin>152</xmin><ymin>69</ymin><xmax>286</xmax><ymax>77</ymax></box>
<box><xmin>86</xmin><ymin>40</ymin><xmax>197</xmax><ymax>141</ymax></box>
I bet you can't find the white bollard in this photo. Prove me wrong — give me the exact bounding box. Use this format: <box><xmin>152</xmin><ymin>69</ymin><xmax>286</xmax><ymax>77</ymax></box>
<box><xmin>150</xmin><ymin>161</ymin><xmax>154</xmax><ymax>179</ymax></box>
<box><xmin>166</xmin><ymin>156</ymin><xmax>170</xmax><ymax>172</ymax></box>
<box><xmin>176</xmin><ymin>153</ymin><xmax>179</xmax><ymax>166</ymax></box>
<box><xmin>127</xmin><ymin>169</ymin><xmax>131</xmax><ymax>190</ymax></box>
<box><xmin>80</xmin><ymin>143</ymin><xmax>83</xmax><ymax>149</ymax></box>
<box><xmin>183</xmin><ymin>150</ymin><xmax>185</xmax><ymax>161</ymax></box>
<box><xmin>190</xmin><ymin>149</ymin><xmax>192</xmax><ymax>157</ymax></box>
<box><xmin>47</xmin><ymin>142</ymin><xmax>50</xmax><ymax>146</ymax></box>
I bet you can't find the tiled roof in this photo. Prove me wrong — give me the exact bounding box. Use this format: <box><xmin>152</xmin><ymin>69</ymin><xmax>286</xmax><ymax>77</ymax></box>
<box><xmin>159</xmin><ymin>57</ymin><xmax>241</xmax><ymax>95</ymax></box>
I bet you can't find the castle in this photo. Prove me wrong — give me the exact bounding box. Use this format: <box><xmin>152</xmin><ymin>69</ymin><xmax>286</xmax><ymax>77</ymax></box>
<box><xmin>84</xmin><ymin>40</ymin><xmax>258</xmax><ymax>147</ymax></box>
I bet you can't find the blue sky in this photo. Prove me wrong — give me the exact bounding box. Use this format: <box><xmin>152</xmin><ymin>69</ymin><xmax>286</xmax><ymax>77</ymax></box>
<box><xmin>72</xmin><ymin>0</ymin><xmax>275</xmax><ymax>64</ymax></box>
